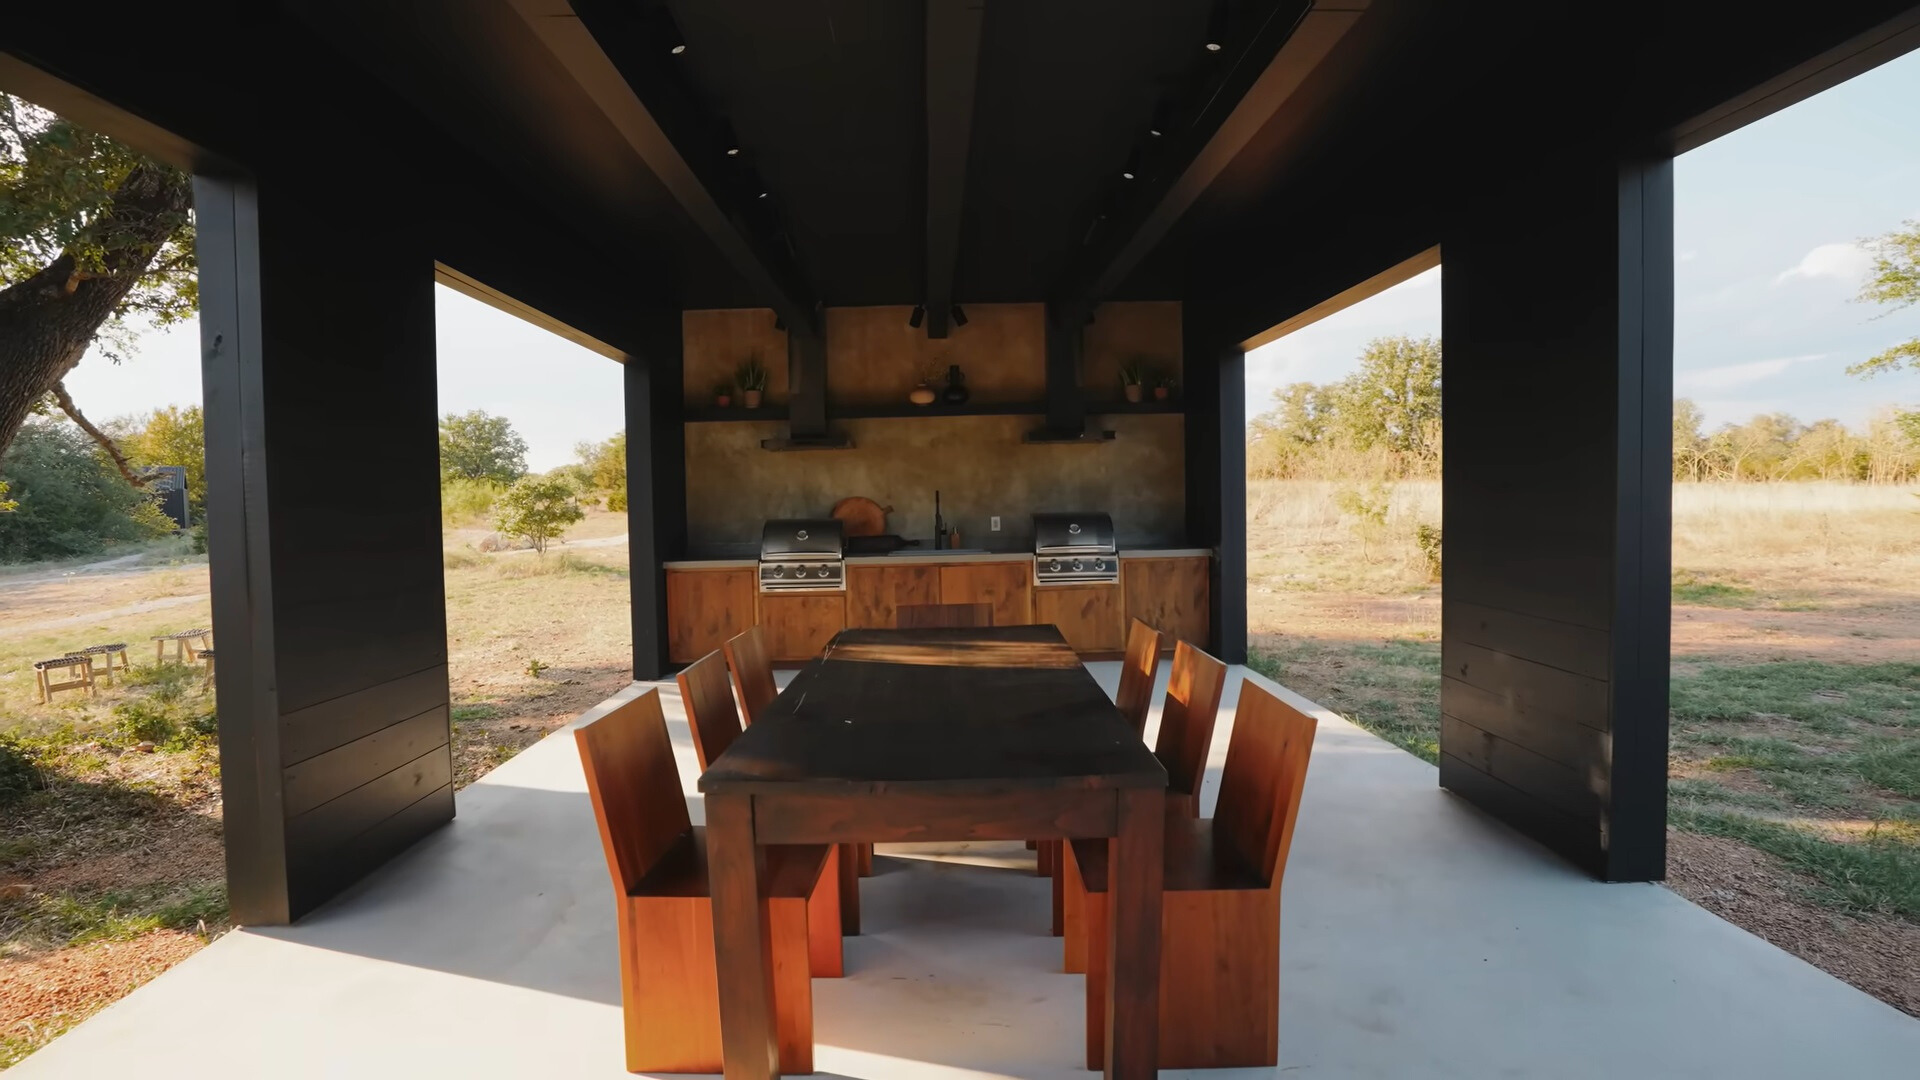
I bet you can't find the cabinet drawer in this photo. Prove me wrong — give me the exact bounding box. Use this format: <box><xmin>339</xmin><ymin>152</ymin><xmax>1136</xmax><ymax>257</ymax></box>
<box><xmin>1121</xmin><ymin>556</ymin><xmax>1211</xmax><ymax>650</ymax></box>
<box><xmin>666</xmin><ymin>568</ymin><xmax>758</xmax><ymax>663</ymax></box>
<box><xmin>757</xmin><ymin>593</ymin><xmax>848</xmax><ymax>662</ymax></box>
<box><xmin>1033</xmin><ymin>584</ymin><xmax>1124</xmax><ymax>653</ymax></box>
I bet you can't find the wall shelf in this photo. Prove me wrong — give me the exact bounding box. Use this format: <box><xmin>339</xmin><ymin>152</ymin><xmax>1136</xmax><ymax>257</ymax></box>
<box><xmin>685</xmin><ymin>399</ymin><xmax>1183</xmax><ymax>423</ymax></box>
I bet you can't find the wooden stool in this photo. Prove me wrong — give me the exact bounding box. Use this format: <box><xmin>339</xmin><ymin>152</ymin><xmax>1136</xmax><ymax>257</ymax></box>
<box><xmin>153</xmin><ymin>628</ymin><xmax>212</xmax><ymax>664</ymax></box>
<box><xmin>68</xmin><ymin>643</ymin><xmax>131</xmax><ymax>687</ymax></box>
<box><xmin>33</xmin><ymin>656</ymin><xmax>94</xmax><ymax>703</ymax></box>
<box><xmin>200</xmin><ymin>648</ymin><xmax>216</xmax><ymax>690</ymax></box>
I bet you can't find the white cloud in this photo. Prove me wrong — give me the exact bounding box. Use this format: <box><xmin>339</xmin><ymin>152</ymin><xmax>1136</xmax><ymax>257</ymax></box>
<box><xmin>1676</xmin><ymin>249</ymin><xmax>1699</xmax><ymax>263</ymax></box>
<box><xmin>1676</xmin><ymin>353</ymin><xmax>1824</xmax><ymax>392</ymax></box>
<box><xmin>1774</xmin><ymin>242</ymin><xmax>1871</xmax><ymax>284</ymax></box>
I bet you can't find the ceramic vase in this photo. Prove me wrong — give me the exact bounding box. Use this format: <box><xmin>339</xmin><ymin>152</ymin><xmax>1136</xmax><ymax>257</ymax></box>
<box><xmin>744</xmin><ymin>389</ymin><xmax>763</xmax><ymax>409</ymax></box>
<box><xmin>1124</xmin><ymin>384</ymin><xmax>1143</xmax><ymax>403</ymax></box>
<box><xmin>910</xmin><ymin>383</ymin><xmax>937</xmax><ymax>406</ymax></box>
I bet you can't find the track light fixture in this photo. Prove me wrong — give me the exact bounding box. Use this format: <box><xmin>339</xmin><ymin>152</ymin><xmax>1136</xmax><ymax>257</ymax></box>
<box><xmin>1148</xmin><ymin>98</ymin><xmax>1176</xmax><ymax>139</ymax></box>
<box><xmin>908</xmin><ymin>305</ymin><xmax>925</xmax><ymax>329</ymax></box>
<box><xmin>654</xmin><ymin>8</ymin><xmax>688</xmax><ymax>55</ymax></box>
<box><xmin>718</xmin><ymin>119</ymin><xmax>741</xmax><ymax>157</ymax></box>
<box><xmin>1204</xmin><ymin>0</ymin><xmax>1228</xmax><ymax>52</ymax></box>
<box><xmin>1120</xmin><ymin>147</ymin><xmax>1143</xmax><ymax>181</ymax></box>
<box><xmin>950</xmin><ymin>305</ymin><xmax>968</xmax><ymax>328</ymax></box>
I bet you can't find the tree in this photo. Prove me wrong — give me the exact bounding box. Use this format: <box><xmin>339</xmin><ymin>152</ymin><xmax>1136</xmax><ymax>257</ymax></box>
<box><xmin>439</xmin><ymin>410</ymin><xmax>528</xmax><ymax>485</ymax></box>
<box><xmin>1853</xmin><ymin>221</ymin><xmax>1920</xmax><ymax>378</ymax></box>
<box><xmin>492</xmin><ymin>475</ymin><xmax>583</xmax><ymax>554</ymax></box>
<box><xmin>573</xmin><ymin>430</ymin><xmax>627</xmax><ymax>511</ymax></box>
<box><xmin>1673</xmin><ymin>398</ymin><xmax>1709</xmax><ymax>481</ymax></box>
<box><xmin>1333</xmin><ymin>335</ymin><xmax>1443</xmax><ymax>460</ymax></box>
<box><xmin>114</xmin><ymin>404</ymin><xmax>205</xmax><ymax>516</ymax></box>
<box><xmin>0</xmin><ymin>94</ymin><xmax>195</xmax><ymax>461</ymax></box>
<box><xmin>0</xmin><ymin>419</ymin><xmax>172</xmax><ymax>561</ymax></box>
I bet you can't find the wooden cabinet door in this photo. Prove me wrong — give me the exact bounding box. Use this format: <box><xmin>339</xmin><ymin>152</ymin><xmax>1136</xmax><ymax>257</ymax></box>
<box><xmin>666</xmin><ymin>568</ymin><xmax>758</xmax><ymax>663</ymax></box>
<box><xmin>1122</xmin><ymin>556</ymin><xmax>1211</xmax><ymax>649</ymax></box>
<box><xmin>1033</xmin><ymin>584</ymin><xmax>1124</xmax><ymax>653</ymax></box>
<box><xmin>758</xmin><ymin>593</ymin><xmax>848</xmax><ymax>661</ymax></box>
<box><xmin>846</xmin><ymin>564</ymin><xmax>941</xmax><ymax>628</ymax></box>
<box><xmin>938</xmin><ymin>562</ymin><xmax>1033</xmax><ymax>630</ymax></box>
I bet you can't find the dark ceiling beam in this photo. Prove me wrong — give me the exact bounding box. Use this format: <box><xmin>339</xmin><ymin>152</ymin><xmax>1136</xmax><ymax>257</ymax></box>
<box><xmin>505</xmin><ymin>0</ymin><xmax>819</xmax><ymax>335</ymax></box>
<box><xmin>923</xmin><ymin>0</ymin><xmax>985</xmax><ymax>339</ymax></box>
<box><xmin>1054</xmin><ymin>0</ymin><xmax>1369</xmax><ymax>310</ymax></box>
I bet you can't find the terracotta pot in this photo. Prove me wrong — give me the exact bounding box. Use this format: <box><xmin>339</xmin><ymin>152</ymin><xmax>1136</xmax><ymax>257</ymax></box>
<box><xmin>1123</xmin><ymin>384</ymin><xmax>1143</xmax><ymax>403</ymax></box>
<box><xmin>1153</xmin><ymin>386</ymin><xmax>1170</xmax><ymax>401</ymax></box>
<box><xmin>743</xmin><ymin>389</ymin><xmax>763</xmax><ymax>409</ymax></box>
<box><xmin>715</xmin><ymin>394</ymin><xmax>732</xmax><ymax>408</ymax></box>
<box><xmin>909</xmin><ymin>383</ymin><xmax>937</xmax><ymax>406</ymax></box>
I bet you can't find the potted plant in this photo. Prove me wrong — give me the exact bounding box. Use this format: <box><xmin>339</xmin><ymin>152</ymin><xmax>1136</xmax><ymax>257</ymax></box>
<box><xmin>1152</xmin><ymin>370</ymin><xmax>1177</xmax><ymax>401</ymax></box>
<box><xmin>713</xmin><ymin>379</ymin><xmax>734</xmax><ymax>409</ymax></box>
<box><xmin>1119</xmin><ymin>360</ymin><xmax>1146</xmax><ymax>404</ymax></box>
<box><xmin>735</xmin><ymin>357</ymin><xmax>769</xmax><ymax>409</ymax></box>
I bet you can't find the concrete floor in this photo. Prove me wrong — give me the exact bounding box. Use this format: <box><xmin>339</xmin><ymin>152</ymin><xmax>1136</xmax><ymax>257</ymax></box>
<box><xmin>17</xmin><ymin>665</ymin><xmax>1919</xmax><ymax>1079</ymax></box>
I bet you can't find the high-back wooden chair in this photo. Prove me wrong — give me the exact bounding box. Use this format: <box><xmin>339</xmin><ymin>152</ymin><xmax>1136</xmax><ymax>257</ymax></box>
<box><xmin>1153</xmin><ymin>640</ymin><xmax>1227</xmax><ymax>817</ymax></box>
<box><xmin>896</xmin><ymin>602</ymin><xmax>993</xmax><ymax>629</ymax></box>
<box><xmin>723</xmin><ymin>625</ymin><xmax>779</xmax><ymax>726</ymax></box>
<box><xmin>677</xmin><ymin>650</ymin><xmax>744</xmax><ymax>771</ymax></box>
<box><xmin>574</xmin><ymin>689</ymin><xmax>841</xmax><ymax>1074</ymax></box>
<box><xmin>1114</xmin><ymin>618</ymin><xmax>1163</xmax><ymax>736</ymax></box>
<box><xmin>1069</xmin><ymin>680</ymin><xmax>1318</xmax><ymax>1069</ymax></box>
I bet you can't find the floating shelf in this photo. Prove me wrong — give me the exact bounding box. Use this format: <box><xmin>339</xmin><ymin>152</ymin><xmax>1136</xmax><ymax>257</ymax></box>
<box><xmin>685</xmin><ymin>399</ymin><xmax>1182</xmax><ymax>423</ymax></box>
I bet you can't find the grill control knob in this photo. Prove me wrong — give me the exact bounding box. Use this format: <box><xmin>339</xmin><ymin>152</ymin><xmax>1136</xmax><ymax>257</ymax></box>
<box><xmin>1092</xmin><ymin>558</ymin><xmax>1107</xmax><ymax>572</ymax></box>
<box><xmin>1048</xmin><ymin>559</ymin><xmax>1062</xmax><ymax>573</ymax></box>
<box><xmin>816</xmin><ymin>566</ymin><xmax>830</xmax><ymax>578</ymax></box>
<box><xmin>1071</xmin><ymin>558</ymin><xmax>1084</xmax><ymax>572</ymax></box>
<box><xmin>770</xmin><ymin>565</ymin><xmax>785</xmax><ymax>578</ymax></box>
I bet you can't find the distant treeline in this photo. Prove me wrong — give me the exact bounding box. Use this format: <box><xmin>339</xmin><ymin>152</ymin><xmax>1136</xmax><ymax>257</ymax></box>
<box><xmin>1247</xmin><ymin>335</ymin><xmax>1920</xmax><ymax>483</ymax></box>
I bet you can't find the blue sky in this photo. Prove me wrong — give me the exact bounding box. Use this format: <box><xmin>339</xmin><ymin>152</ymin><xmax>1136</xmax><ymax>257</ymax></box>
<box><xmin>66</xmin><ymin>47</ymin><xmax>1920</xmax><ymax>468</ymax></box>
<box><xmin>1247</xmin><ymin>47</ymin><xmax>1920</xmax><ymax>429</ymax></box>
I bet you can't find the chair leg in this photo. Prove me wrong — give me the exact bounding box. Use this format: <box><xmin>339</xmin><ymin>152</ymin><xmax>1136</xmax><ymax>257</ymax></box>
<box><xmin>1051</xmin><ymin>843</ymin><xmax>1065</xmax><ymax>937</ymax></box>
<box><xmin>1157</xmin><ymin>891</ymin><xmax>1279</xmax><ymax>1069</ymax></box>
<box><xmin>769</xmin><ymin>896</ymin><xmax>815</xmax><ymax>1075</ymax></box>
<box><xmin>837</xmin><ymin>842</ymin><xmax>861</xmax><ymax>935</ymax></box>
<box><xmin>1083</xmin><ymin>886</ymin><xmax>1109</xmax><ymax>1070</ymax></box>
<box><xmin>1036</xmin><ymin>838</ymin><xmax>1055</xmax><ymax>877</ymax></box>
<box><xmin>858</xmin><ymin>842</ymin><xmax>873</xmax><ymax>876</ymax></box>
<box><xmin>625</xmin><ymin>897</ymin><xmax>724</xmax><ymax>1073</ymax></box>
<box><xmin>807</xmin><ymin>845</ymin><xmax>844</xmax><ymax>977</ymax></box>
<box><xmin>1062</xmin><ymin>843</ymin><xmax>1086</xmax><ymax>973</ymax></box>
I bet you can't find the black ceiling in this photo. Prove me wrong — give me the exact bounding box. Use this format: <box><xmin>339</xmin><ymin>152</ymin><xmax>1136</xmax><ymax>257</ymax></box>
<box><xmin>286</xmin><ymin>0</ymin><xmax>1920</xmax><ymax>320</ymax></box>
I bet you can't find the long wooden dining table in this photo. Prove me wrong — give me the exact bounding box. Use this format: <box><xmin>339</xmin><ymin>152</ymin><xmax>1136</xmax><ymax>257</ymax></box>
<box><xmin>698</xmin><ymin>625</ymin><xmax>1169</xmax><ymax>1079</ymax></box>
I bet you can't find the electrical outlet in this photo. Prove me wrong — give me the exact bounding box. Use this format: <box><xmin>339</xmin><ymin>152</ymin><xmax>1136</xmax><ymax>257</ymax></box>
<box><xmin>990</xmin><ymin>516</ymin><xmax>1001</xmax><ymax>531</ymax></box>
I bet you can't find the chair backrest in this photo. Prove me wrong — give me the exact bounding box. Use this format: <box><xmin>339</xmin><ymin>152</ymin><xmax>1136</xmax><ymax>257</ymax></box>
<box><xmin>1212</xmin><ymin>681</ymin><xmax>1317</xmax><ymax>889</ymax></box>
<box><xmin>573</xmin><ymin>689</ymin><xmax>692</xmax><ymax>895</ymax></box>
<box><xmin>723</xmin><ymin>625</ymin><xmax>778</xmax><ymax>726</ymax></box>
<box><xmin>1152</xmin><ymin>640</ymin><xmax>1227</xmax><ymax>804</ymax></box>
<box><xmin>677</xmin><ymin>650</ymin><xmax>745</xmax><ymax>771</ymax></box>
<box><xmin>896</xmin><ymin>602</ymin><xmax>993</xmax><ymax>629</ymax></box>
<box><xmin>1114</xmin><ymin>618</ymin><xmax>1163</xmax><ymax>736</ymax></box>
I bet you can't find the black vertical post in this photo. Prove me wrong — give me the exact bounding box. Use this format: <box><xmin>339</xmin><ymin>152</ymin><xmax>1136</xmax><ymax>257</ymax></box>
<box><xmin>197</xmin><ymin>169</ymin><xmax>453</xmax><ymax>924</ymax></box>
<box><xmin>1042</xmin><ymin>302</ymin><xmax>1089</xmax><ymax>437</ymax></box>
<box><xmin>1439</xmin><ymin>151</ymin><xmax>1672</xmax><ymax>881</ymax></box>
<box><xmin>1183</xmin><ymin>311</ymin><xmax>1248</xmax><ymax>663</ymax></box>
<box><xmin>625</xmin><ymin>310</ymin><xmax>686</xmax><ymax>681</ymax></box>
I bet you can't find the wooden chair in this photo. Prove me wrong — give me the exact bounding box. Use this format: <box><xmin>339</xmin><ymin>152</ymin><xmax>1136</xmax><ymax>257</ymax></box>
<box><xmin>574</xmin><ymin>689</ymin><xmax>841</xmax><ymax>1074</ymax></box>
<box><xmin>69</xmin><ymin>643</ymin><xmax>131</xmax><ymax>688</ymax></box>
<box><xmin>723</xmin><ymin>625</ymin><xmax>779</xmax><ymax>726</ymax></box>
<box><xmin>1070</xmin><ymin>680</ymin><xmax>1318</xmax><ymax>1069</ymax></box>
<box><xmin>895</xmin><ymin>602</ymin><xmax>993</xmax><ymax>629</ymax></box>
<box><xmin>1064</xmin><ymin>638</ymin><xmax>1224</xmax><ymax>970</ymax></box>
<box><xmin>33</xmin><ymin>656</ymin><xmax>93</xmax><ymax>703</ymax></box>
<box><xmin>152</xmin><ymin>627</ymin><xmax>212</xmax><ymax>664</ymax></box>
<box><xmin>1049</xmin><ymin>618</ymin><xmax>1165</xmax><ymax>937</ymax></box>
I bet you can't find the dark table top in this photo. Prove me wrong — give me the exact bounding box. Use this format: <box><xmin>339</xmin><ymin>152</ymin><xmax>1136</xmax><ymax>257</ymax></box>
<box><xmin>698</xmin><ymin>626</ymin><xmax>1167</xmax><ymax>795</ymax></box>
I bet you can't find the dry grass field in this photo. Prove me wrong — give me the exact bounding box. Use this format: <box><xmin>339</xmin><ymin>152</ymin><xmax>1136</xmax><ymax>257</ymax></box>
<box><xmin>1248</xmin><ymin>479</ymin><xmax>1920</xmax><ymax>1016</ymax></box>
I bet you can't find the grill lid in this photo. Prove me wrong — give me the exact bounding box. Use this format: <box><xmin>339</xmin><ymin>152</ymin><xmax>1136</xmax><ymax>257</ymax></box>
<box><xmin>760</xmin><ymin>518</ymin><xmax>845</xmax><ymax>560</ymax></box>
<box><xmin>1032</xmin><ymin>512</ymin><xmax>1116</xmax><ymax>555</ymax></box>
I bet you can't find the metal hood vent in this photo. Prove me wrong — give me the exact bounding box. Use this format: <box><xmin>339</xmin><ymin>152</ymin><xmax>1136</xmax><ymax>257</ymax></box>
<box><xmin>760</xmin><ymin>324</ymin><xmax>853</xmax><ymax>451</ymax></box>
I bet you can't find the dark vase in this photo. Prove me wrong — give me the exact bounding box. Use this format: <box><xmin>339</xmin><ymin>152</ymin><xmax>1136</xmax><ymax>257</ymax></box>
<box><xmin>942</xmin><ymin>364</ymin><xmax>970</xmax><ymax>404</ymax></box>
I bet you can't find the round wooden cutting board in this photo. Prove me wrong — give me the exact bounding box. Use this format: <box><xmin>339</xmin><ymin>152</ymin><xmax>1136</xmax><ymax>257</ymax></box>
<box><xmin>831</xmin><ymin>496</ymin><xmax>892</xmax><ymax>537</ymax></box>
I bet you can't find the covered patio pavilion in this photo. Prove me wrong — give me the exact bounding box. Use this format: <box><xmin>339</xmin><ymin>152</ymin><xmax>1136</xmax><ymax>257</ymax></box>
<box><xmin>14</xmin><ymin>666</ymin><xmax>1920</xmax><ymax>1079</ymax></box>
<box><xmin>6</xmin><ymin>1</ymin><xmax>1920</xmax><ymax>1076</ymax></box>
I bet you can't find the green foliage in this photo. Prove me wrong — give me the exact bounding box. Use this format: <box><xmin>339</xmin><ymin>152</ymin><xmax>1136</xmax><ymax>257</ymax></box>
<box><xmin>1671</xmin><ymin>570</ymin><xmax>1757</xmax><ymax>607</ymax></box>
<box><xmin>492</xmin><ymin>475</ymin><xmax>583</xmax><ymax>554</ymax></box>
<box><xmin>1413</xmin><ymin>523</ymin><xmax>1442</xmax><ymax>581</ymax></box>
<box><xmin>1671</xmin><ymin>398</ymin><xmax>1918</xmax><ymax>482</ymax></box>
<box><xmin>1334</xmin><ymin>482</ymin><xmax>1391</xmax><ymax>556</ymax></box>
<box><xmin>1852</xmin><ymin>220</ymin><xmax>1920</xmax><ymax>378</ymax></box>
<box><xmin>1669</xmin><ymin>660</ymin><xmax>1920</xmax><ymax>728</ymax></box>
<box><xmin>0</xmin><ymin>95</ymin><xmax>196</xmax><ymax>358</ymax></box>
<box><xmin>1248</xmin><ymin>335</ymin><xmax>1441</xmax><ymax>479</ymax></box>
<box><xmin>438</xmin><ymin>410</ymin><xmax>528</xmax><ymax>485</ymax></box>
<box><xmin>572</xmin><ymin>430</ymin><xmax>627</xmax><ymax>512</ymax></box>
<box><xmin>0</xmin><ymin>419</ymin><xmax>174</xmax><ymax>562</ymax></box>
<box><xmin>526</xmin><ymin>658</ymin><xmax>548</xmax><ymax>678</ymax></box>
<box><xmin>440</xmin><ymin>476</ymin><xmax>505</xmax><ymax>524</ymax></box>
<box><xmin>106</xmin><ymin>663</ymin><xmax>215</xmax><ymax>749</ymax></box>
<box><xmin>1671</xmin><ymin>807</ymin><xmax>1919</xmax><ymax>919</ymax></box>
<box><xmin>12</xmin><ymin>882</ymin><xmax>229</xmax><ymax>948</ymax></box>
<box><xmin>113</xmin><ymin>404</ymin><xmax>205</xmax><ymax>515</ymax></box>
<box><xmin>734</xmin><ymin>356</ymin><xmax>769</xmax><ymax>392</ymax></box>
<box><xmin>189</xmin><ymin>518</ymin><xmax>207</xmax><ymax>554</ymax></box>
<box><xmin>1247</xmin><ymin>638</ymin><xmax>1441</xmax><ymax>763</ymax></box>
<box><xmin>0</xmin><ymin>733</ymin><xmax>43</xmax><ymax>806</ymax></box>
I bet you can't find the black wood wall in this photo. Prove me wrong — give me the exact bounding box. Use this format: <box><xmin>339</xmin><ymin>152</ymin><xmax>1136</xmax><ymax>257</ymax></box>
<box><xmin>1438</xmin><ymin>152</ymin><xmax>1674</xmax><ymax>881</ymax></box>
<box><xmin>1183</xmin><ymin>310</ymin><xmax>1249</xmax><ymax>664</ymax></box>
<box><xmin>197</xmin><ymin>172</ymin><xmax>452</xmax><ymax>923</ymax></box>
<box><xmin>625</xmin><ymin>313</ymin><xmax>687</xmax><ymax>680</ymax></box>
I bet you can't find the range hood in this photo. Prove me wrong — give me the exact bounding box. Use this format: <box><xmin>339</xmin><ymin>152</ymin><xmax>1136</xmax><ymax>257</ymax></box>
<box><xmin>760</xmin><ymin>329</ymin><xmax>852</xmax><ymax>451</ymax></box>
<box><xmin>1024</xmin><ymin>304</ymin><xmax>1112</xmax><ymax>444</ymax></box>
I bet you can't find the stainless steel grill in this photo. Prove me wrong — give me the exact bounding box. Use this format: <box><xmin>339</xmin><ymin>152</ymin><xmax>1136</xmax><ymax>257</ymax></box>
<box><xmin>1032</xmin><ymin>512</ymin><xmax>1118</xmax><ymax>586</ymax></box>
<box><xmin>758</xmin><ymin>518</ymin><xmax>845</xmax><ymax>592</ymax></box>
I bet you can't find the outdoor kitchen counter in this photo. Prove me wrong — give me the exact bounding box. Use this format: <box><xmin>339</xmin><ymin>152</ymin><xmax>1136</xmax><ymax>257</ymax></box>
<box><xmin>662</xmin><ymin>549</ymin><xmax>1212</xmax><ymax>569</ymax></box>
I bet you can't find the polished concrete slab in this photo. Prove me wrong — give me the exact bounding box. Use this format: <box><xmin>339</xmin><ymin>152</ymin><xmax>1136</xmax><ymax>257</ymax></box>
<box><xmin>17</xmin><ymin>665</ymin><xmax>1919</xmax><ymax>1079</ymax></box>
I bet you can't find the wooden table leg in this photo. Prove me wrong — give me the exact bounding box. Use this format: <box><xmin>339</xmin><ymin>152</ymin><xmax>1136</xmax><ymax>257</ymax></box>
<box><xmin>1106</xmin><ymin>787</ymin><xmax>1164</xmax><ymax>1079</ymax></box>
<box><xmin>837</xmin><ymin>841</ymin><xmax>861</xmax><ymax>935</ymax></box>
<box><xmin>706</xmin><ymin>794</ymin><xmax>779</xmax><ymax>1080</ymax></box>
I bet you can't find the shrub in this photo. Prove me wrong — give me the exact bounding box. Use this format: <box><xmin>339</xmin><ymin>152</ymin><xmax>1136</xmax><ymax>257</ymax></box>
<box><xmin>1414</xmin><ymin>523</ymin><xmax>1442</xmax><ymax>581</ymax></box>
<box><xmin>441</xmin><ymin>477</ymin><xmax>504</xmax><ymax>525</ymax></box>
<box><xmin>110</xmin><ymin>698</ymin><xmax>179</xmax><ymax>746</ymax></box>
<box><xmin>0</xmin><ymin>420</ymin><xmax>175</xmax><ymax>562</ymax></box>
<box><xmin>493</xmin><ymin>476</ymin><xmax>584</xmax><ymax>554</ymax></box>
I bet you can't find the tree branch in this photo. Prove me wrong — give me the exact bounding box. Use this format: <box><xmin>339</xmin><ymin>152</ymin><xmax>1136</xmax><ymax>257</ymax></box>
<box><xmin>50</xmin><ymin>380</ymin><xmax>151</xmax><ymax>487</ymax></box>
